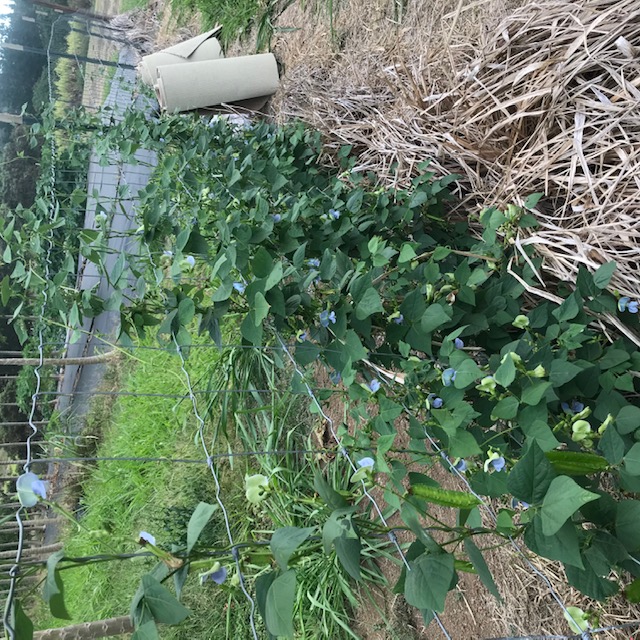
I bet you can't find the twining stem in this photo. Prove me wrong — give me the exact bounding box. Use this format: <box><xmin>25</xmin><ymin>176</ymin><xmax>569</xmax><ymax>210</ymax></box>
<box><xmin>372</xmin><ymin>248</ymin><xmax>498</xmax><ymax>286</ymax></box>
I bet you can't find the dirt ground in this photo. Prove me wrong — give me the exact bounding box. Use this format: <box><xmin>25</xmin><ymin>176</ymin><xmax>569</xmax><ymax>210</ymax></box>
<box><xmin>317</xmin><ymin>366</ymin><xmax>638</xmax><ymax>639</ymax></box>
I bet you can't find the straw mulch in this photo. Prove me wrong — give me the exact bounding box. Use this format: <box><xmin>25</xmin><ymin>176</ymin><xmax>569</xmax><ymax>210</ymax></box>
<box><xmin>273</xmin><ymin>0</ymin><xmax>640</xmax><ymax>331</ymax></box>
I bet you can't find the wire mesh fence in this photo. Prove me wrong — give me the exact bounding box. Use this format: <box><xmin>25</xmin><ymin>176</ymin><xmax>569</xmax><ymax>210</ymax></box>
<box><xmin>1</xmin><ymin>5</ymin><xmax>640</xmax><ymax>640</ymax></box>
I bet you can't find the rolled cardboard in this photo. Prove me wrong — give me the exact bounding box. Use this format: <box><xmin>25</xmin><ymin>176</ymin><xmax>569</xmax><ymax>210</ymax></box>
<box><xmin>139</xmin><ymin>28</ymin><xmax>224</xmax><ymax>86</ymax></box>
<box><xmin>155</xmin><ymin>54</ymin><xmax>279</xmax><ymax>112</ymax></box>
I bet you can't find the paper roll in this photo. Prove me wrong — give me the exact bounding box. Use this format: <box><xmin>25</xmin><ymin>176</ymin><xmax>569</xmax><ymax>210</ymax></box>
<box><xmin>155</xmin><ymin>54</ymin><xmax>279</xmax><ymax>112</ymax></box>
<box><xmin>139</xmin><ymin>30</ymin><xmax>224</xmax><ymax>86</ymax></box>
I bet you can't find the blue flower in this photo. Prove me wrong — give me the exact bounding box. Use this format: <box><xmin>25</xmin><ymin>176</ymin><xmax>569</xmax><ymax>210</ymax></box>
<box><xmin>393</xmin><ymin>314</ymin><xmax>404</xmax><ymax>325</ymax></box>
<box><xmin>16</xmin><ymin>472</ymin><xmax>48</xmax><ymax>507</ymax></box>
<box><xmin>442</xmin><ymin>368</ymin><xmax>457</xmax><ymax>387</ymax></box>
<box><xmin>561</xmin><ymin>400</ymin><xmax>585</xmax><ymax>414</ymax></box>
<box><xmin>454</xmin><ymin>337</ymin><xmax>464</xmax><ymax>349</ymax></box>
<box><xmin>490</xmin><ymin>456</ymin><xmax>505</xmax><ymax>472</ymax></box>
<box><xmin>162</xmin><ymin>250</ymin><xmax>173</xmax><ymax>258</ymax></box>
<box><xmin>511</xmin><ymin>498</ymin><xmax>530</xmax><ymax>509</ymax></box>
<box><xmin>139</xmin><ymin>531</ymin><xmax>156</xmax><ymax>546</ymax></box>
<box><xmin>184</xmin><ymin>255</ymin><xmax>196</xmax><ymax>267</ymax></box>
<box><xmin>32</xmin><ymin>479</ymin><xmax>47</xmax><ymax>499</ymax></box>
<box><xmin>454</xmin><ymin>459</ymin><xmax>467</xmax><ymax>472</ymax></box>
<box><xmin>272</xmin><ymin>214</ymin><xmax>282</xmax><ymax>223</ymax></box>
<box><xmin>199</xmin><ymin>562</ymin><xmax>228</xmax><ymax>586</ymax></box>
<box><xmin>328</xmin><ymin>209</ymin><xmax>341</xmax><ymax>220</ymax></box>
<box><xmin>233</xmin><ymin>282</ymin><xmax>246</xmax><ymax>294</ymax></box>
<box><xmin>296</xmin><ymin>330</ymin><xmax>308</xmax><ymax>343</ymax></box>
<box><xmin>329</xmin><ymin>370</ymin><xmax>341</xmax><ymax>384</ymax></box>
<box><xmin>319</xmin><ymin>310</ymin><xmax>336</xmax><ymax>327</ymax></box>
<box><xmin>368</xmin><ymin>379</ymin><xmax>381</xmax><ymax>393</ymax></box>
<box><xmin>618</xmin><ymin>296</ymin><xmax>631</xmax><ymax>312</ymax></box>
<box><xmin>629</xmin><ymin>300</ymin><xmax>639</xmax><ymax>313</ymax></box>
<box><xmin>357</xmin><ymin>457</ymin><xmax>375</xmax><ymax>470</ymax></box>
<box><xmin>307</xmin><ymin>258</ymin><xmax>321</xmax><ymax>268</ymax></box>
<box><xmin>432</xmin><ymin>397</ymin><xmax>443</xmax><ymax>409</ymax></box>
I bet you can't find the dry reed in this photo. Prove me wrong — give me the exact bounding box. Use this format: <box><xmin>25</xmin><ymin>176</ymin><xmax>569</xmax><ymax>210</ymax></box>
<box><xmin>271</xmin><ymin>0</ymin><xmax>640</xmax><ymax>323</ymax></box>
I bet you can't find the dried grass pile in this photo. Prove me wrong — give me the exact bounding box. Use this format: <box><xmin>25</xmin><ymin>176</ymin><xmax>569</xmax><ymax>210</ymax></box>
<box><xmin>273</xmin><ymin>0</ymin><xmax>640</xmax><ymax>304</ymax></box>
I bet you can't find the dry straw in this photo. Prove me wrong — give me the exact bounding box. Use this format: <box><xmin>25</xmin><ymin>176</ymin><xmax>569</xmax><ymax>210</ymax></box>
<box><xmin>272</xmin><ymin>0</ymin><xmax>640</xmax><ymax>336</ymax></box>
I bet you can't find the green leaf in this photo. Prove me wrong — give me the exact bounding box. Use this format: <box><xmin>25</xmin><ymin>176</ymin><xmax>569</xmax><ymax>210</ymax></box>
<box><xmin>421</xmin><ymin>304</ymin><xmax>452</xmax><ymax>333</ymax></box>
<box><xmin>334</xmin><ymin>534</ymin><xmax>362</xmax><ymax>580</ymax></box>
<box><xmin>322</xmin><ymin>508</ymin><xmax>355</xmax><ymax>553</ymax></box>
<box><xmin>464</xmin><ymin>539</ymin><xmax>501</xmax><ymax>601</ymax></box>
<box><xmin>14</xmin><ymin>600</ymin><xmax>34</xmax><ymax>640</ymax></box>
<box><xmin>507</xmin><ymin>442</ymin><xmax>556</xmax><ymax>505</ymax></box>
<box><xmin>524</xmin><ymin>192</ymin><xmax>543</xmax><ymax>208</ymax></box>
<box><xmin>565</xmin><ymin>547</ymin><xmax>619</xmax><ymax>600</ymax></box>
<box><xmin>313</xmin><ymin>472</ymin><xmax>348</xmax><ymax>510</ymax></box>
<box><xmin>346</xmin><ymin>189</ymin><xmax>364</xmax><ymax>213</ymax></box>
<box><xmin>552</xmin><ymin>292</ymin><xmax>581</xmax><ymax>322</ymax></box>
<box><xmin>625</xmin><ymin>577</ymin><xmax>640</xmax><ymax>603</ymax></box>
<box><xmin>598</xmin><ymin>423</ymin><xmax>625</xmax><ymax>465</ymax></box>
<box><xmin>141</xmin><ymin>575</ymin><xmax>191</xmax><ymax>625</ymax></box>
<box><xmin>253</xmin><ymin>292</ymin><xmax>270</xmax><ymax>326</ymax></box>
<box><xmin>187</xmin><ymin>502</ymin><xmax>217</xmax><ymax>554</ymax></box>
<box><xmin>598</xmin><ymin>348</ymin><xmax>630</xmax><ymax>370</ymax></box>
<box><xmin>265</xmin><ymin>261</ymin><xmax>284</xmax><ymax>291</ymax></box>
<box><xmin>255</xmin><ymin>571</ymin><xmax>277</xmax><ymax>639</ymax></box>
<box><xmin>453</xmin><ymin>358</ymin><xmax>483</xmax><ymax>389</ymax></box>
<box><xmin>491</xmin><ymin>396</ymin><xmax>519</xmax><ymax>420</ymax></box>
<box><xmin>132</xmin><ymin>621</ymin><xmax>160</xmax><ymax>640</ymax></box>
<box><xmin>404</xmin><ymin>553</ymin><xmax>454</xmax><ymax>612</ymax></box>
<box><xmin>241</xmin><ymin>312</ymin><xmax>263</xmax><ymax>345</ymax></box>
<box><xmin>494</xmin><ymin>357</ymin><xmax>516</xmax><ymax>388</ymax></box>
<box><xmin>212</xmin><ymin>281</ymin><xmax>232</xmax><ymax>302</ymax></box>
<box><xmin>342</xmin><ymin>330</ymin><xmax>368</xmax><ymax>362</ymax></box>
<box><xmin>549</xmin><ymin>360</ymin><xmax>582</xmax><ymax>387</ymax></box>
<box><xmin>616</xmin><ymin>405</ymin><xmax>640</xmax><ymax>435</ymax></box>
<box><xmin>43</xmin><ymin>550</ymin><xmax>70</xmax><ymax>619</ymax></box>
<box><xmin>356</xmin><ymin>287</ymin><xmax>384</xmax><ymax>320</ymax></box>
<box><xmin>265</xmin><ymin>570</ymin><xmax>296</xmax><ymax>638</ymax></box>
<box><xmin>623</xmin><ymin>443</ymin><xmax>640</xmax><ymax>476</ymax></box>
<box><xmin>540</xmin><ymin>476</ymin><xmax>599</xmax><ymax>536</ymax></box>
<box><xmin>398</xmin><ymin>243</ymin><xmax>418</xmax><ymax>263</ymax></box>
<box><xmin>616</xmin><ymin>500</ymin><xmax>640</xmax><ymax>552</ymax></box>
<box><xmin>252</xmin><ymin>247</ymin><xmax>273</xmax><ymax>278</ymax></box>
<box><xmin>524</xmin><ymin>515</ymin><xmax>584</xmax><ymax>569</ymax></box>
<box><xmin>593</xmin><ymin>261</ymin><xmax>616</xmax><ymax>289</ymax></box>
<box><xmin>177</xmin><ymin>298</ymin><xmax>195</xmax><ymax>326</ymax></box>
<box><xmin>520</xmin><ymin>381</ymin><xmax>552</xmax><ymax>405</ymax></box>
<box><xmin>270</xmin><ymin>527</ymin><xmax>315</xmax><ymax>570</ymax></box>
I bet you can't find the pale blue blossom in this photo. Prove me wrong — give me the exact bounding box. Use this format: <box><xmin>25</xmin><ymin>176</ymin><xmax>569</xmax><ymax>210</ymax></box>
<box><xmin>454</xmin><ymin>338</ymin><xmax>464</xmax><ymax>349</ymax></box>
<box><xmin>368</xmin><ymin>379</ymin><xmax>381</xmax><ymax>393</ymax></box>
<box><xmin>442</xmin><ymin>368</ymin><xmax>457</xmax><ymax>387</ymax></box>
<box><xmin>139</xmin><ymin>531</ymin><xmax>156</xmax><ymax>546</ymax></box>
<box><xmin>233</xmin><ymin>282</ymin><xmax>246</xmax><ymax>294</ymax></box>
<box><xmin>319</xmin><ymin>310</ymin><xmax>336</xmax><ymax>327</ymax></box>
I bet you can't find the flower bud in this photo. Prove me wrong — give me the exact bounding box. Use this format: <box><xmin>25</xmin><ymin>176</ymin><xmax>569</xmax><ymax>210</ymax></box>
<box><xmin>512</xmin><ymin>315</ymin><xmax>529</xmax><ymax>329</ymax></box>
<box><xmin>529</xmin><ymin>365</ymin><xmax>546</xmax><ymax>378</ymax></box>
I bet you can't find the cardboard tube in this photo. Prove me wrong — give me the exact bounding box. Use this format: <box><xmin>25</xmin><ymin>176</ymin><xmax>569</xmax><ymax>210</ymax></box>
<box><xmin>139</xmin><ymin>37</ymin><xmax>224</xmax><ymax>86</ymax></box>
<box><xmin>155</xmin><ymin>54</ymin><xmax>279</xmax><ymax>112</ymax></box>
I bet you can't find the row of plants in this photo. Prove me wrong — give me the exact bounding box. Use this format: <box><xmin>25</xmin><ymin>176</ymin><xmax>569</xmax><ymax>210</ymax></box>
<box><xmin>6</xmin><ymin>105</ymin><xmax>640</xmax><ymax>638</ymax></box>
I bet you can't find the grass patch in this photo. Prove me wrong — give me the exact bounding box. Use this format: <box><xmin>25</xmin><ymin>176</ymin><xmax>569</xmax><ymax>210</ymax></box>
<box><xmin>30</xmin><ymin>329</ymin><xmax>380</xmax><ymax>638</ymax></box>
<box><xmin>53</xmin><ymin>21</ymin><xmax>90</xmax><ymax>119</ymax></box>
<box><xmin>169</xmin><ymin>0</ymin><xmax>295</xmax><ymax>50</ymax></box>
<box><xmin>121</xmin><ymin>0</ymin><xmax>149</xmax><ymax>11</ymax></box>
